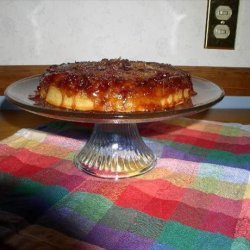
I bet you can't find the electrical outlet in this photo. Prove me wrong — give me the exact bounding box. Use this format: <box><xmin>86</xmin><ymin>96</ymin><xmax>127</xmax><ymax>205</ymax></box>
<box><xmin>204</xmin><ymin>0</ymin><xmax>240</xmax><ymax>49</ymax></box>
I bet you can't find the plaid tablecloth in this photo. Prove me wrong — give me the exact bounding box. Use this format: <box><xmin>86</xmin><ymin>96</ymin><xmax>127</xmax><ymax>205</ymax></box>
<box><xmin>0</xmin><ymin>118</ymin><xmax>249</xmax><ymax>249</ymax></box>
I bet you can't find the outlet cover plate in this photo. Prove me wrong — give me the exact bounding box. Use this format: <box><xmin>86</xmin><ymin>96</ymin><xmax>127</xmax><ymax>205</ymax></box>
<box><xmin>204</xmin><ymin>0</ymin><xmax>240</xmax><ymax>49</ymax></box>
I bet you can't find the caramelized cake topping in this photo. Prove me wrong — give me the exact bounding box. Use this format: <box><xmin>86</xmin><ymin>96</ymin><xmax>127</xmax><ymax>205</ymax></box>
<box><xmin>37</xmin><ymin>59</ymin><xmax>195</xmax><ymax>112</ymax></box>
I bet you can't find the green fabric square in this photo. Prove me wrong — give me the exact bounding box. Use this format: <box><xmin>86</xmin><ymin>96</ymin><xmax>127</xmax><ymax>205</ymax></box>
<box><xmin>130</xmin><ymin>212</ymin><xmax>166</xmax><ymax>239</ymax></box>
<box><xmin>14</xmin><ymin>178</ymin><xmax>42</xmax><ymax>195</ymax></box>
<box><xmin>231</xmin><ymin>237</ymin><xmax>250</xmax><ymax>250</ymax></box>
<box><xmin>100</xmin><ymin>206</ymin><xmax>166</xmax><ymax>240</ymax></box>
<box><xmin>217</xmin><ymin>182</ymin><xmax>246</xmax><ymax>200</ymax></box>
<box><xmin>158</xmin><ymin>220</ymin><xmax>234</xmax><ymax>250</ymax></box>
<box><xmin>192</xmin><ymin>176</ymin><xmax>219</xmax><ymax>194</ymax></box>
<box><xmin>220</xmin><ymin>126</ymin><xmax>240</xmax><ymax>137</ymax></box>
<box><xmin>54</xmin><ymin>192</ymin><xmax>88</xmax><ymax>210</ymax></box>
<box><xmin>55</xmin><ymin>192</ymin><xmax>112</xmax><ymax>222</ymax></box>
<box><xmin>0</xmin><ymin>173</ymin><xmax>16</xmax><ymax>182</ymax></box>
<box><xmin>205</xmin><ymin>150</ymin><xmax>250</xmax><ymax>168</ymax></box>
<box><xmin>65</xmin><ymin>151</ymin><xmax>75</xmax><ymax>160</ymax></box>
<box><xmin>75</xmin><ymin>192</ymin><xmax>113</xmax><ymax>222</ymax></box>
<box><xmin>206</xmin><ymin>150</ymin><xmax>235</xmax><ymax>165</ymax></box>
<box><xmin>157</xmin><ymin>221</ymin><xmax>200</xmax><ymax>249</ymax></box>
<box><xmin>195</xmin><ymin>230</ymin><xmax>232</xmax><ymax>250</ymax></box>
<box><xmin>100</xmin><ymin>206</ymin><xmax>137</xmax><ymax>231</ymax></box>
<box><xmin>15</xmin><ymin>178</ymin><xmax>68</xmax><ymax>205</ymax></box>
<box><xmin>189</xmin><ymin>145</ymin><xmax>208</xmax><ymax>158</ymax></box>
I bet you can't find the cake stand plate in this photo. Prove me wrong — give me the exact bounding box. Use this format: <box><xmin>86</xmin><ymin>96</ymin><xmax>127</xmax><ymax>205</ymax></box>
<box><xmin>5</xmin><ymin>75</ymin><xmax>224</xmax><ymax>179</ymax></box>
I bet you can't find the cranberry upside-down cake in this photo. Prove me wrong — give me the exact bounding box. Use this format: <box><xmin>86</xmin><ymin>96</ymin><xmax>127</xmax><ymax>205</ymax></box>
<box><xmin>36</xmin><ymin>58</ymin><xmax>196</xmax><ymax>112</ymax></box>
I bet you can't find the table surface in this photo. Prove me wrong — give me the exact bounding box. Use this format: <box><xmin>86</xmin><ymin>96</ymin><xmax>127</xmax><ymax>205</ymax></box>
<box><xmin>0</xmin><ymin>109</ymin><xmax>249</xmax><ymax>140</ymax></box>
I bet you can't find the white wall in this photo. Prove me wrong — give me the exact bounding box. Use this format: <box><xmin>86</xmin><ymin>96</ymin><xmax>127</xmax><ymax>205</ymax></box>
<box><xmin>0</xmin><ymin>0</ymin><xmax>249</xmax><ymax>67</ymax></box>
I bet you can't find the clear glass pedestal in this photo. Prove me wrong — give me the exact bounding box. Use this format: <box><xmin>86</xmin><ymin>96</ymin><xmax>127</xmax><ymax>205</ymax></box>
<box><xmin>74</xmin><ymin>123</ymin><xmax>157</xmax><ymax>179</ymax></box>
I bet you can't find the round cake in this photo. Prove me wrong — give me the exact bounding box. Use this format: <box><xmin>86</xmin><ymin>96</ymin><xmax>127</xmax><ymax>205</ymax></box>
<box><xmin>36</xmin><ymin>59</ymin><xmax>196</xmax><ymax>112</ymax></box>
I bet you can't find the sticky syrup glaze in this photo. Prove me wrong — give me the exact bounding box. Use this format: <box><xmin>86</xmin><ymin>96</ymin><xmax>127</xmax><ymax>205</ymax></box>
<box><xmin>37</xmin><ymin>58</ymin><xmax>195</xmax><ymax>111</ymax></box>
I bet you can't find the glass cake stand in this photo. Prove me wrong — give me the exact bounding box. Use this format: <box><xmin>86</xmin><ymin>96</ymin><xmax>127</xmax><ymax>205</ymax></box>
<box><xmin>5</xmin><ymin>75</ymin><xmax>224</xmax><ymax>179</ymax></box>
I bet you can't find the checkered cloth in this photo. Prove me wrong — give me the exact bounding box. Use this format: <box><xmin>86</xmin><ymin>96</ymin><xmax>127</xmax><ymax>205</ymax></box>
<box><xmin>0</xmin><ymin>118</ymin><xmax>249</xmax><ymax>249</ymax></box>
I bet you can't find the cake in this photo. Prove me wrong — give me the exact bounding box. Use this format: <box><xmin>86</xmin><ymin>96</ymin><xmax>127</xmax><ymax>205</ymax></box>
<box><xmin>36</xmin><ymin>59</ymin><xmax>195</xmax><ymax>112</ymax></box>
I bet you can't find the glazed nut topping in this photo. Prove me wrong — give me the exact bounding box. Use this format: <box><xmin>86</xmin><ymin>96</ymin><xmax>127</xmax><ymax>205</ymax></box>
<box><xmin>37</xmin><ymin>58</ymin><xmax>195</xmax><ymax>112</ymax></box>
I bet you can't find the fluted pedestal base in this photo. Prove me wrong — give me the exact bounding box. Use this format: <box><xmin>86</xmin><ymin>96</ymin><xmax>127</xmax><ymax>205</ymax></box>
<box><xmin>74</xmin><ymin>123</ymin><xmax>156</xmax><ymax>179</ymax></box>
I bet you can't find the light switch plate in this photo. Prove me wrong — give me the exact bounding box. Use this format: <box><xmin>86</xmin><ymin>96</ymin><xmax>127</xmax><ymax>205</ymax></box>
<box><xmin>204</xmin><ymin>0</ymin><xmax>240</xmax><ymax>49</ymax></box>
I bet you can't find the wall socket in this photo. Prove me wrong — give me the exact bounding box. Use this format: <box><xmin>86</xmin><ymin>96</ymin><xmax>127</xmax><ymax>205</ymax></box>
<box><xmin>204</xmin><ymin>0</ymin><xmax>240</xmax><ymax>49</ymax></box>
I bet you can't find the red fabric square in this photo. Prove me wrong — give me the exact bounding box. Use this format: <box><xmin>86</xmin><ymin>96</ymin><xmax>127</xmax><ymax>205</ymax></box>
<box><xmin>209</xmin><ymin>194</ymin><xmax>242</xmax><ymax>218</ymax></box>
<box><xmin>171</xmin><ymin>202</ymin><xmax>207</xmax><ymax>229</ymax></box>
<box><xmin>143</xmin><ymin>197</ymin><xmax>178</xmax><ymax>219</ymax></box>
<box><xmin>130</xmin><ymin>179</ymin><xmax>185</xmax><ymax>202</ymax></box>
<box><xmin>235</xmin><ymin>217</ymin><xmax>250</xmax><ymax>240</ymax></box>
<box><xmin>116</xmin><ymin>185</ymin><xmax>153</xmax><ymax>211</ymax></box>
<box><xmin>203</xmin><ymin>210</ymin><xmax>238</xmax><ymax>237</ymax></box>
<box><xmin>181</xmin><ymin>189</ymin><xmax>212</xmax><ymax>211</ymax></box>
<box><xmin>32</xmin><ymin>168</ymin><xmax>68</xmax><ymax>185</ymax></box>
<box><xmin>0</xmin><ymin>155</ymin><xmax>41</xmax><ymax>177</ymax></box>
<box><xmin>14</xmin><ymin>149</ymin><xmax>60</xmax><ymax>168</ymax></box>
